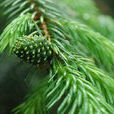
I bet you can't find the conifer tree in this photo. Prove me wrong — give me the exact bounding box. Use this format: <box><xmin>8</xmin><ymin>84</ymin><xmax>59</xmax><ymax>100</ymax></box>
<box><xmin>0</xmin><ymin>0</ymin><xmax>114</xmax><ymax>113</ymax></box>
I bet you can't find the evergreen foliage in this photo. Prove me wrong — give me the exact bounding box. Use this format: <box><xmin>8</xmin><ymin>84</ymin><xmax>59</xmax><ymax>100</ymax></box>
<box><xmin>0</xmin><ymin>0</ymin><xmax>114</xmax><ymax>113</ymax></box>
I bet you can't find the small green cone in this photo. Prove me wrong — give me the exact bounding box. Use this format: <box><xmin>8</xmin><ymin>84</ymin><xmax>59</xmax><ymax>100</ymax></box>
<box><xmin>13</xmin><ymin>35</ymin><xmax>52</xmax><ymax>65</ymax></box>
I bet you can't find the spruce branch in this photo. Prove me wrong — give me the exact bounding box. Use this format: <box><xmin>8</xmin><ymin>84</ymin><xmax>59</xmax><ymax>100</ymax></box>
<box><xmin>13</xmin><ymin>56</ymin><xmax>114</xmax><ymax>113</ymax></box>
<box><xmin>0</xmin><ymin>0</ymin><xmax>114</xmax><ymax>113</ymax></box>
<box><xmin>13</xmin><ymin>39</ymin><xmax>114</xmax><ymax>113</ymax></box>
<box><xmin>61</xmin><ymin>20</ymin><xmax>114</xmax><ymax>72</ymax></box>
<box><xmin>0</xmin><ymin>13</ymin><xmax>37</xmax><ymax>53</ymax></box>
<box><xmin>0</xmin><ymin>0</ymin><xmax>62</xmax><ymax>53</ymax></box>
<box><xmin>52</xmin><ymin>40</ymin><xmax>114</xmax><ymax>105</ymax></box>
<box><xmin>68</xmin><ymin>55</ymin><xmax>114</xmax><ymax>105</ymax></box>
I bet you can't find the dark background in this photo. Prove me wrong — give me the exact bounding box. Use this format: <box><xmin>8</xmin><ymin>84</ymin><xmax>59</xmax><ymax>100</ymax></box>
<box><xmin>0</xmin><ymin>0</ymin><xmax>114</xmax><ymax>114</ymax></box>
<box><xmin>95</xmin><ymin>0</ymin><xmax>114</xmax><ymax>16</ymax></box>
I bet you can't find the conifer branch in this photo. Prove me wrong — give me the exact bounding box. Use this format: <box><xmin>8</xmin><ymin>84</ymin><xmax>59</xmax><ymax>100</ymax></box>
<box><xmin>61</xmin><ymin>19</ymin><xmax>114</xmax><ymax>72</ymax></box>
<box><xmin>0</xmin><ymin>0</ymin><xmax>114</xmax><ymax>113</ymax></box>
<box><xmin>0</xmin><ymin>14</ymin><xmax>36</xmax><ymax>53</ymax></box>
<box><xmin>13</xmin><ymin>56</ymin><xmax>114</xmax><ymax>113</ymax></box>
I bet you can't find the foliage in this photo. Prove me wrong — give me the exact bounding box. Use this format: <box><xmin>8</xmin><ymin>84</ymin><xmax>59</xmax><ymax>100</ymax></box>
<box><xmin>59</xmin><ymin>0</ymin><xmax>114</xmax><ymax>42</ymax></box>
<box><xmin>0</xmin><ymin>14</ymin><xmax>36</xmax><ymax>53</ymax></box>
<box><xmin>0</xmin><ymin>0</ymin><xmax>114</xmax><ymax>114</ymax></box>
<box><xmin>62</xmin><ymin>20</ymin><xmax>114</xmax><ymax>71</ymax></box>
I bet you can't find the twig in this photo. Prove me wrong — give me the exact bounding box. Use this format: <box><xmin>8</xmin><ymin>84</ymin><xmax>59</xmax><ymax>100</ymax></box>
<box><xmin>29</xmin><ymin>0</ymin><xmax>51</xmax><ymax>41</ymax></box>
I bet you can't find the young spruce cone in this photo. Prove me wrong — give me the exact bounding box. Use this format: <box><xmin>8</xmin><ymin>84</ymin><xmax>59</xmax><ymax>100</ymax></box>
<box><xmin>13</xmin><ymin>35</ymin><xmax>52</xmax><ymax>65</ymax></box>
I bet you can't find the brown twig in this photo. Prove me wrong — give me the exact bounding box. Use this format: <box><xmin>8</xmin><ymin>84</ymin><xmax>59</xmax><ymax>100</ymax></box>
<box><xmin>40</xmin><ymin>21</ymin><xmax>51</xmax><ymax>41</ymax></box>
<box><xmin>29</xmin><ymin>0</ymin><xmax>51</xmax><ymax>41</ymax></box>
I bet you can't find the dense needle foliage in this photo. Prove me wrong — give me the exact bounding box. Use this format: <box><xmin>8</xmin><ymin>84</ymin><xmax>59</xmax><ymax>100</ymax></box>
<box><xmin>0</xmin><ymin>0</ymin><xmax>114</xmax><ymax>113</ymax></box>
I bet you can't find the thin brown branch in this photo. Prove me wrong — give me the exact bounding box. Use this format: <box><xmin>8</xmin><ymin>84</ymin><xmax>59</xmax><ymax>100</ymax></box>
<box><xmin>29</xmin><ymin>0</ymin><xmax>51</xmax><ymax>41</ymax></box>
<box><xmin>40</xmin><ymin>21</ymin><xmax>51</xmax><ymax>41</ymax></box>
